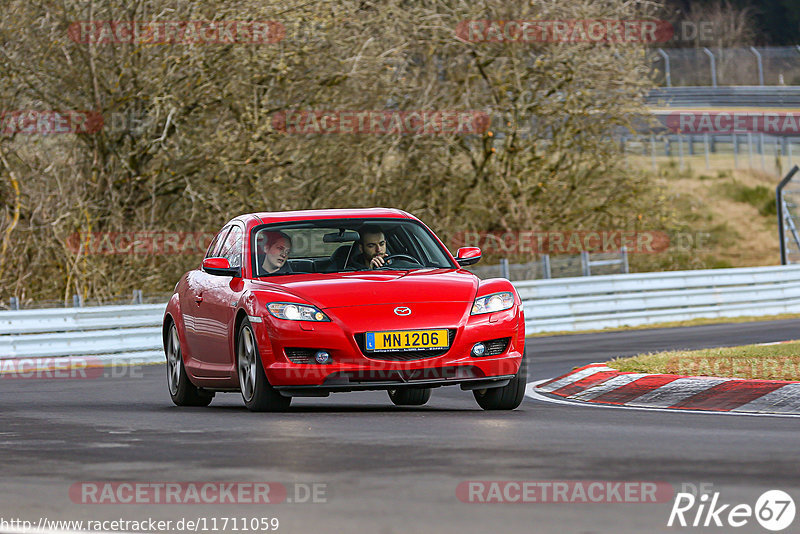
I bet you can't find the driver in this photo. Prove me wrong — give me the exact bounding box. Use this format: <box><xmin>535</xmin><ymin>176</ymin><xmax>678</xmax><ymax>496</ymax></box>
<box><xmin>351</xmin><ymin>225</ymin><xmax>387</xmax><ymax>270</ymax></box>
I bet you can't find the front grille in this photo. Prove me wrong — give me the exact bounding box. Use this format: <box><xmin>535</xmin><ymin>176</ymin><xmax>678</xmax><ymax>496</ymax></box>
<box><xmin>483</xmin><ymin>337</ymin><xmax>511</xmax><ymax>357</ymax></box>
<box><xmin>285</xmin><ymin>348</ymin><xmax>317</xmax><ymax>364</ymax></box>
<box><xmin>354</xmin><ymin>329</ymin><xmax>457</xmax><ymax>361</ymax></box>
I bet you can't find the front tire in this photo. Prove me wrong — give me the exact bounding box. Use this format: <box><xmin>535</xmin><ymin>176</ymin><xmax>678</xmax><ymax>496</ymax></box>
<box><xmin>165</xmin><ymin>322</ymin><xmax>213</xmax><ymax>407</ymax></box>
<box><xmin>237</xmin><ymin>319</ymin><xmax>291</xmax><ymax>412</ymax></box>
<box><xmin>473</xmin><ymin>350</ymin><xmax>527</xmax><ymax>410</ymax></box>
<box><xmin>388</xmin><ymin>387</ymin><xmax>431</xmax><ymax>406</ymax></box>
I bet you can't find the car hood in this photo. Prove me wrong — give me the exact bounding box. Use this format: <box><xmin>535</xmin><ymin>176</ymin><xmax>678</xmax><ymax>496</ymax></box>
<box><xmin>251</xmin><ymin>269</ymin><xmax>479</xmax><ymax>309</ymax></box>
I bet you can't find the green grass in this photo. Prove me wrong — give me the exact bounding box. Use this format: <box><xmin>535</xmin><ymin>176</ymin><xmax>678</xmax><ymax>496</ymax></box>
<box><xmin>607</xmin><ymin>341</ymin><xmax>800</xmax><ymax>381</ymax></box>
<box><xmin>719</xmin><ymin>182</ymin><xmax>777</xmax><ymax>216</ymax></box>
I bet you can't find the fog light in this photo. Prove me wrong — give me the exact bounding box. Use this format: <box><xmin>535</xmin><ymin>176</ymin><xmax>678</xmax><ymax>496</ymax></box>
<box><xmin>472</xmin><ymin>343</ymin><xmax>486</xmax><ymax>357</ymax></box>
<box><xmin>314</xmin><ymin>351</ymin><xmax>331</xmax><ymax>364</ymax></box>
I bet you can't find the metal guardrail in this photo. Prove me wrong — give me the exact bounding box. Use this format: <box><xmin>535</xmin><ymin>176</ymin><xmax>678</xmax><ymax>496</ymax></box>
<box><xmin>0</xmin><ymin>303</ymin><xmax>166</xmax><ymax>363</ymax></box>
<box><xmin>517</xmin><ymin>265</ymin><xmax>800</xmax><ymax>333</ymax></box>
<box><xmin>647</xmin><ymin>86</ymin><xmax>800</xmax><ymax>108</ymax></box>
<box><xmin>1</xmin><ymin>265</ymin><xmax>799</xmax><ymax>361</ymax></box>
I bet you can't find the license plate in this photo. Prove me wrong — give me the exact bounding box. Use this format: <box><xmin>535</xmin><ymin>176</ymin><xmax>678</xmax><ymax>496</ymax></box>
<box><xmin>365</xmin><ymin>329</ymin><xmax>449</xmax><ymax>352</ymax></box>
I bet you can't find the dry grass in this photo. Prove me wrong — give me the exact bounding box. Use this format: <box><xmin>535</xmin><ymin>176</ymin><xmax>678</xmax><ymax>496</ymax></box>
<box><xmin>607</xmin><ymin>340</ymin><xmax>800</xmax><ymax>381</ymax></box>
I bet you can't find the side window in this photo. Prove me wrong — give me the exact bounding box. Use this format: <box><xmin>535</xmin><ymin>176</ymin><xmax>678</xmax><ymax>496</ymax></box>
<box><xmin>218</xmin><ymin>226</ymin><xmax>243</xmax><ymax>268</ymax></box>
<box><xmin>205</xmin><ymin>227</ymin><xmax>230</xmax><ymax>259</ymax></box>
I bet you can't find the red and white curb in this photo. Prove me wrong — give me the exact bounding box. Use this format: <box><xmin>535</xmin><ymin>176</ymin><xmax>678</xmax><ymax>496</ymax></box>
<box><xmin>531</xmin><ymin>363</ymin><xmax>800</xmax><ymax>415</ymax></box>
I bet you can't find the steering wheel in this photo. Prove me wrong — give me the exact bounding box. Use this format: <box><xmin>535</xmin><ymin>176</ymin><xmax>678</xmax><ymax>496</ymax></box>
<box><xmin>382</xmin><ymin>254</ymin><xmax>422</xmax><ymax>266</ymax></box>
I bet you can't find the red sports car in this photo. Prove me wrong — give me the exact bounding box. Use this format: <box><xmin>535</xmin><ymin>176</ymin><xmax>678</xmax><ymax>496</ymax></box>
<box><xmin>163</xmin><ymin>208</ymin><xmax>526</xmax><ymax>411</ymax></box>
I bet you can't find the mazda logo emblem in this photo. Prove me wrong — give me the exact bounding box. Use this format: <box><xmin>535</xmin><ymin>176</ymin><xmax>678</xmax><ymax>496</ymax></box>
<box><xmin>394</xmin><ymin>306</ymin><xmax>411</xmax><ymax>316</ymax></box>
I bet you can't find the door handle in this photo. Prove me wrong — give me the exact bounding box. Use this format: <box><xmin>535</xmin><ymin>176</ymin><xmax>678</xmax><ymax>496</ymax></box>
<box><xmin>194</xmin><ymin>294</ymin><xmax>203</xmax><ymax>304</ymax></box>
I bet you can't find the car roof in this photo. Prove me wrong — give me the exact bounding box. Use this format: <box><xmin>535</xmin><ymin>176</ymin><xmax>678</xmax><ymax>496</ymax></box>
<box><xmin>234</xmin><ymin>208</ymin><xmax>414</xmax><ymax>226</ymax></box>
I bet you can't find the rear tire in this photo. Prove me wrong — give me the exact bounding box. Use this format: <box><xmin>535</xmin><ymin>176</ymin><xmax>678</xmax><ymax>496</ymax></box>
<box><xmin>473</xmin><ymin>349</ymin><xmax>527</xmax><ymax>411</ymax></box>
<box><xmin>237</xmin><ymin>318</ymin><xmax>291</xmax><ymax>412</ymax></box>
<box><xmin>165</xmin><ymin>322</ymin><xmax>214</xmax><ymax>407</ymax></box>
<box><xmin>388</xmin><ymin>387</ymin><xmax>431</xmax><ymax>406</ymax></box>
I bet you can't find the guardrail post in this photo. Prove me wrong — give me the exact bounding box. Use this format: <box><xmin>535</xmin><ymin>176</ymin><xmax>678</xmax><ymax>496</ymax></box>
<box><xmin>747</xmin><ymin>132</ymin><xmax>754</xmax><ymax>168</ymax></box>
<box><xmin>760</xmin><ymin>133</ymin><xmax>766</xmax><ymax>170</ymax></box>
<box><xmin>9</xmin><ymin>297</ymin><xmax>18</xmax><ymax>310</ymax></box>
<box><xmin>703</xmin><ymin>48</ymin><xmax>717</xmax><ymax>87</ymax></box>
<box><xmin>73</xmin><ymin>294</ymin><xmax>82</xmax><ymax>307</ymax></box>
<box><xmin>132</xmin><ymin>289</ymin><xmax>143</xmax><ymax>304</ymax></box>
<box><xmin>789</xmin><ymin>138</ymin><xmax>794</xmax><ymax>168</ymax></box>
<box><xmin>500</xmin><ymin>258</ymin><xmax>510</xmax><ymax>280</ymax></box>
<box><xmin>689</xmin><ymin>135</ymin><xmax>695</xmax><ymax>156</ymax></box>
<box><xmin>621</xmin><ymin>246</ymin><xmax>629</xmax><ymax>274</ymax></box>
<box><xmin>541</xmin><ymin>254</ymin><xmax>551</xmax><ymax>279</ymax></box>
<box><xmin>678</xmin><ymin>133</ymin><xmax>685</xmax><ymax>170</ymax></box>
<box><xmin>750</xmin><ymin>47</ymin><xmax>764</xmax><ymax>86</ymax></box>
<box><xmin>703</xmin><ymin>134</ymin><xmax>710</xmax><ymax>169</ymax></box>
<box><xmin>581</xmin><ymin>251</ymin><xmax>591</xmax><ymax>276</ymax></box>
<box><xmin>733</xmin><ymin>134</ymin><xmax>739</xmax><ymax>168</ymax></box>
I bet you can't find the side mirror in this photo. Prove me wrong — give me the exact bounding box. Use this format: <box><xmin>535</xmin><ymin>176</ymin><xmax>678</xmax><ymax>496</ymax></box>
<box><xmin>202</xmin><ymin>257</ymin><xmax>241</xmax><ymax>278</ymax></box>
<box><xmin>455</xmin><ymin>247</ymin><xmax>482</xmax><ymax>267</ymax></box>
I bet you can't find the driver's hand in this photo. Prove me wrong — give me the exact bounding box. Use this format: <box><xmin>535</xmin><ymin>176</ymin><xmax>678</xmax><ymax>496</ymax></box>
<box><xmin>370</xmin><ymin>254</ymin><xmax>386</xmax><ymax>269</ymax></box>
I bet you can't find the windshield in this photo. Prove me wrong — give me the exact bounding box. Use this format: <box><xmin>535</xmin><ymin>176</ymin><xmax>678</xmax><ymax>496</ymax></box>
<box><xmin>251</xmin><ymin>218</ymin><xmax>456</xmax><ymax>276</ymax></box>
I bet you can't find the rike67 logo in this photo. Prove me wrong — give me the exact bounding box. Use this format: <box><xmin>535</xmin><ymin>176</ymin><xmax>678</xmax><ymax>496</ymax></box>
<box><xmin>668</xmin><ymin>489</ymin><xmax>795</xmax><ymax>531</ymax></box>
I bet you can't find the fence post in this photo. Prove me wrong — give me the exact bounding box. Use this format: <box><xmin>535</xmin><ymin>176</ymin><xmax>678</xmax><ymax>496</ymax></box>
<box><xmin>581</xmin><ymin>251</ymin><xmax>591</xmax><ymax>276</ymax></box>
<box><xmin>541</xmin><ymin>254</ymin><xmax>551</xmax><ymax>279</ymax></box>
<box><xmin>678</xmin><ymin>133</ymin><xmax>685</xmax><ymax>171</ymax></box>
<box><xmin>500</xmin><ymin>258</ymin><xmax>510</xmax><ymax>280</ymax></box>
<box><xmin>703</xmin><ymin>134</ymin><xmax>710</xmax><ymax>169</ymax></box>
<box><xmin>132</xmin><ymin>289</ymin><xmax>143</xmax><ymax>304</ymax></box>
<box><xmin>621</xmin><ymin>246</ymin><xmax>629</xmax><ymax>274</ymax></box>
<box><xmin>747</xmin><ymin>132</ymin><xmax>754</xmax><ymax>168</ymax></box>
<box><xmin>73</xmin><ymin>294</ymin><xmax>83</xmax><ymax>307</ymax></box>
<box><xmin>650</xmin><ymin>134</ymin><xmax>657</xmax><ymax>172</ymax></box>
<box><xmin>9</xmin><ymin>297</ymin><xmax>18</xmax><ymax>310</ymax></box>
<box><xmin>733</xmin><ymin>134</ymin><xmax>739</xmax><ymax>168</ymax></box>
<box><xmin>703</xmin><ymin>48</ymin><xmax>717</xmax><ymax>87</ymax></box>
<box><xmin>657</xmin><ymin>48</ymin><xmax>671</xmax><ymax>87</ymax></box>
<box><xmin>777</xmin><ymin>165</ymin><xmax>800</xmax><ymax>265</ymax></box>
<box><xmin>750</xmin><ymin>47</ymin><xmax>764</xmax><ymax>86</ymax></box>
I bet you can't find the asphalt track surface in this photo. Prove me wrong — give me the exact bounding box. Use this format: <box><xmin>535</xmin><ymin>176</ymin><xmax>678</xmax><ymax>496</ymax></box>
<box><xmin>2</xmin><ymin>319</ymin><xmax>800</xmax><ymax>534</ymax></box>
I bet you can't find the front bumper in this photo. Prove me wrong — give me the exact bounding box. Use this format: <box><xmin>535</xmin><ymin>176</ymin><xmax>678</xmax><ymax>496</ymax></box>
<box><xmin>252</xmin><ymin>304</ymin><xmax>525</xmax><ymax>388</ymax></box>
<box><xmin>274</xmin><ymin>375</ymin><xmax>515</xmax><ymax>397</ymax></box>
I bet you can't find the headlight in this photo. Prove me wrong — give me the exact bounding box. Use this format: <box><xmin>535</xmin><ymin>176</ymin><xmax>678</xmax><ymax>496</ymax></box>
<box><xmin>471</xmin><ymin>291</ymin><xmax>514</xmax><ymax>315</ymax></box>
<box><xmin>267</xmin><ymin>302</ymin><xmax>330</xmax><ymax>322</ymax></box>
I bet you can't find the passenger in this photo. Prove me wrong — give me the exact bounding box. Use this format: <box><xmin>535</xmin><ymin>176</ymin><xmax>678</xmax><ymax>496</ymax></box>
<box><xmin>260</xmin><ymin>231</ymin><xmax>293</xmax><ymax>275</ymax></box>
